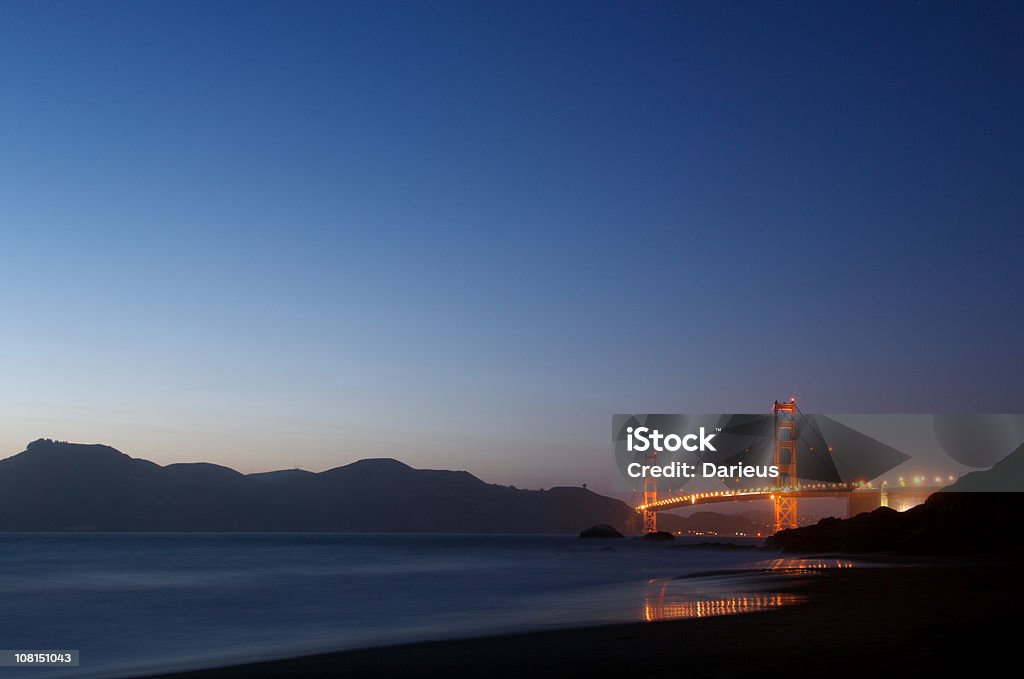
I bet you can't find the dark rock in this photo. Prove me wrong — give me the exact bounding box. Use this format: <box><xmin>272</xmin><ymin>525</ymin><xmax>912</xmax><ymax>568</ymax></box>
<box><xmin>579</xmin><ymin>524</ymin><xmax>625</xmax><ymax>538</ymax></box>
<box><xmin>642</xmin><ymin>530</ymin><xmax>675</xmax><ymax>541</ymax></box>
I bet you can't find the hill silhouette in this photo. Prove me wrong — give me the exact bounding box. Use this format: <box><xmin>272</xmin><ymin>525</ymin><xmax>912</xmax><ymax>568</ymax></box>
<box><xmin>0</xmin><ymin>439</ymin><xmax>692</xmax><ymax>534</ymax></box>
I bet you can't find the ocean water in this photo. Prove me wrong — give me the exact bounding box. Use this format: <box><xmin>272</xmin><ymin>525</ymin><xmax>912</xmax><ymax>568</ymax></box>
<box><xmin>0</xmin><ymin>533</ymin><xmax>828</xmax><ymax>678</ymax></box>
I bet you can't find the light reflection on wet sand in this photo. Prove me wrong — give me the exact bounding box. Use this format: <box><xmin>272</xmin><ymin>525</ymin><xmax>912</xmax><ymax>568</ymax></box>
<box><xmin>754</xmin><ymin>557</ymin><xmax>857</xmax><ymax>574</ymax></box>
<box><xmin>642</xmin><ymin>586</ymin><xmax>804</xmax><ymax>621</ymax></box>
<box><xmin>640</xmin><ymin>557</ymin><xmax>857</xmax><ymax>622</ymax></box>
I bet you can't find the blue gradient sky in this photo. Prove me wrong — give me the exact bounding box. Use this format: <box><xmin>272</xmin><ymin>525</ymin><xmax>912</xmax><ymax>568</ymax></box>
<box><xmin>2</xmin><ymin>1</ymin><xmax>1022</xmax><ymax>490</ymax></box>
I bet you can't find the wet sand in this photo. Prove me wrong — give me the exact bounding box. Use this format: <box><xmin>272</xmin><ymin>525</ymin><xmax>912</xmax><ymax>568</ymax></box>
<box><xmin>149</xmin><ymin>559</ymin><xmax>1022</xmax><ymax>678</ymax></box>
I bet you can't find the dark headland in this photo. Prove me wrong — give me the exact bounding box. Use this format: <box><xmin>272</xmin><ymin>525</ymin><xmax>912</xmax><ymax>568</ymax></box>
<box><xmin>768</xmin><ymin>443</ymin><xmax>1024</xmax><ymax>556</ymax></box>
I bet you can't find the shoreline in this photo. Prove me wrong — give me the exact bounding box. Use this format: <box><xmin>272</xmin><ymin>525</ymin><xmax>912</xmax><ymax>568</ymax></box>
<box><xmin>146</xmin><ymin>557</ymin><xmax>1022</xmax><ymax>678</ymax></box>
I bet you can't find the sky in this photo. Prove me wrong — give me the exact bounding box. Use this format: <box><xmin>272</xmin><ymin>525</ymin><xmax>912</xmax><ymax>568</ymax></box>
<box><xmin>1</xmin><ymin>1</ymin><xmax>1022</xmax><ymax>492</ymax></box>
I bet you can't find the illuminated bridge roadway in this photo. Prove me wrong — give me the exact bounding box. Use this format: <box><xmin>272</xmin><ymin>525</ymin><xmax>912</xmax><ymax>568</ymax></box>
<box><xmin>635</xmin><ymin>481</ymin><xmax>944</xmax><ymax>529</ymax></box>
<box><xmin>637</xmin><ymin>482</ymin><xmax>865</xmax><ymax>512</ymax></box>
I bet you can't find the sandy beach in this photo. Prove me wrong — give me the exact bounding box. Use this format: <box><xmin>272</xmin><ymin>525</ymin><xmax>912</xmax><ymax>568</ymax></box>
<box><xmin>147</xmin><ymin>558</ymin><xmax>1021</xmax><ymax>678</ymax></box>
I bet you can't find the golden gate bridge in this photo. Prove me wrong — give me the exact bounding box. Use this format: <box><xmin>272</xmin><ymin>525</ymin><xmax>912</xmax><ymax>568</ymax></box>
<box><xmin>633</xmin><ymin>399</ymin><xmax>949</xmax><ymax>534</ymax></box>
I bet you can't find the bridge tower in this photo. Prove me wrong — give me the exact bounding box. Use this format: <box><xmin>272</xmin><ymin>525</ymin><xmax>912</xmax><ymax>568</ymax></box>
<box><xmin>772</xmin><ymin>399</ymin><xmax>798</xmax><ymax>532</ymax></box>
<box><xmin>642</xmin><ymin>444</ymin><xmax>658</xmax><ymax>533</ymax></box>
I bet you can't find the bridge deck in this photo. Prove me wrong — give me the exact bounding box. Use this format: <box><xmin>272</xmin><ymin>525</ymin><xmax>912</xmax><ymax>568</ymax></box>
<box><xmin>637</xmin><ymin>483</ymin><xmax>862</xmax><ymax>512</ymax></box>
<box><xmin>637</xmin><ymin>483</ymin><xmax>939</xmax><ymax>513</ymax></box>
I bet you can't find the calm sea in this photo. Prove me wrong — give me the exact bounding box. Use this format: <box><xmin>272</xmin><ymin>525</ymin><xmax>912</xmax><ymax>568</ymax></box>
<box><xmin>0</xmin><ymin>533</ymin><xmax>817</xmax><ymax>678</ymax></box>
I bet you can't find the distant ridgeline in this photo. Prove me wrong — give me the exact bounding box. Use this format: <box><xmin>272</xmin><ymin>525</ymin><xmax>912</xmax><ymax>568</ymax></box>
<box><xmin>0</xmin><ymin>439</ymin><xmax>709</xmax><ymax>533</ymax></box>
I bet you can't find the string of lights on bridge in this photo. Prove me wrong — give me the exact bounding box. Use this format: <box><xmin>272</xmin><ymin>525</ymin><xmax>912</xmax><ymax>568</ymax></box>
<box><xmin>636</xmin><ymin>475</ymin><xmax>959</xmax><ymax>512</ymax></box>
